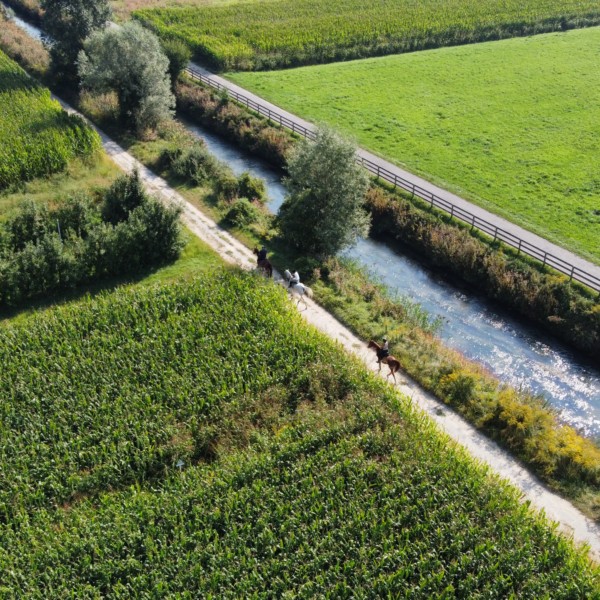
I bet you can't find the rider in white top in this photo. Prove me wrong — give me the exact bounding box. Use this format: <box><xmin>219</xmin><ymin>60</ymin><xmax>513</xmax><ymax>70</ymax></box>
<box><xmin>289</xmin><ymin>270</ymin><xmax>300</xmax><ymax>288</ymax></box>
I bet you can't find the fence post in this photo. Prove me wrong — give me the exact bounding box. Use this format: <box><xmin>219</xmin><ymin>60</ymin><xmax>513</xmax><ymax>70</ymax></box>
<box><xmin>493</xmin><ymin>228</ymin><xmax>498</xmax><ymax>242</ymax></box>
<box><xmin>542</xmin><ymin>252</ymin><xmax>547</xmax><ymax>267</ymax></box>
<box><xmin>517</xmin><ymin>239</ymin><xmax>522</xmax><ymax>255</ymax></box>
<box><xmin>569</xmin><ymin>265</ymin><xmax>575</xmax><ymax>282</ymax></box>
<box><xmin>450</xmin><ymin>205</ymin><xmax>454</xmax><ymax>218</ymax></box>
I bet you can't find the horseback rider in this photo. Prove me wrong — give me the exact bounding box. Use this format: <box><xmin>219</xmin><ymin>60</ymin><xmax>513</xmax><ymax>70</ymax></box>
<box><xmin>288</xmin><ymin>269</ymin><xmax>300</xmax><ymax>289</ymax></box>
<box><xmin>377</xmin><ymin>337</ymin><xmax>390</xmax><ymax>362</ymax></box>
<box><xmin>256</xmin><ymin>246</ymin><xmax>267</xmax><ymax>265</ymax></box>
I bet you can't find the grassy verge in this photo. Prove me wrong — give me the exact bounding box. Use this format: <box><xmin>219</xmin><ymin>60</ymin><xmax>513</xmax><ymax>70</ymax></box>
<box><xmin>0</xmin><ymin>273</ymin><xmax>598</xmax><ymax>594</ymax></box>
<box><xmin>228</xmin><ymin>27</ymin><xmax>600</xmax><ymax>264</ymax></box>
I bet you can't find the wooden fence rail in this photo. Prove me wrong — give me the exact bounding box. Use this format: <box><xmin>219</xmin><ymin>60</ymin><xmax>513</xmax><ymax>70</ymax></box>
<box><xmin>185</xmin><ymin>66</ymin><xmax>600</xmax><ymax>293</ymax></box>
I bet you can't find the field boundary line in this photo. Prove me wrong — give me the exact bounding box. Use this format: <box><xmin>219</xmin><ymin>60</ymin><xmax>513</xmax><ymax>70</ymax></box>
<box><xmin>185</xmin><ymin>63</ymin><xmax>600</xmax><ymax>293</ymax></box>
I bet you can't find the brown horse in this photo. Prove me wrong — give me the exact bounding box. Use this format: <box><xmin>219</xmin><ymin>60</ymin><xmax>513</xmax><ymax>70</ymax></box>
<box><xmin>367</xmin><ymin>340</ymin><xmax>401</xmax><ymax>383</ymax></box>
<box><xmin>253</xmin><ymin>247</ymin><xmax>273</xmax><ymax>278</ymax></box>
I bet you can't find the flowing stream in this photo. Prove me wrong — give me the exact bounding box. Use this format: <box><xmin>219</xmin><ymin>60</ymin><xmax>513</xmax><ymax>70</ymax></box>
<box><xmin>5</xmin><ymin>7</ymin><xmax>600</xmax><ymax>438</ymax></box>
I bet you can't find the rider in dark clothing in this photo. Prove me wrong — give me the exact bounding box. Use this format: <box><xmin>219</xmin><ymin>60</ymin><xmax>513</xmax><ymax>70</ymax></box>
<box><xmin>377</xmin><ymin>338</ymin><xmax>390</xmax><ymax>362</ymax></box>
<box><xmin>257</xmin><ymin>246</ymin><xmax>267</xmax><ymax>264</ymax></box>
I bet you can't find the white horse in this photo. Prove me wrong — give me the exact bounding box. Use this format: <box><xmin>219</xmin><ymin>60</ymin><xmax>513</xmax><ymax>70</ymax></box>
<box><xmin>282</xmin><ymin>269</ymin><xmax>313</xmax><ymax>309</ymax></box>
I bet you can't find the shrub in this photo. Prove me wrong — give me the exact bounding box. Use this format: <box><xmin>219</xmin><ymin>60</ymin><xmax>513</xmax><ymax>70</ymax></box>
<box><xmin>237</xmin><ymin>171</ymin><xmax>266</xmax><ymax>202</ymax></box>
<box><xmin>8</xmin><ymin>199</ymin><xmax>51</xmax><ymax>251</ymax></box>
<box><xmin>102</xmin><ymin>170</ymin><xmax>147</xmax><ymax>224</ymax></box>
<box><xmin>224</xmin><ymin>198</ymin><xmax>260</xmax><ymax>228</ymax></box>
<box><xmin>161</xmin><ymin>38</ymin><xmax>192</xmax><ymax>90</ymax></box>
<box><xmin>214</xmin><ymin>171</ymin><xmax>239</xmax><ymax>201</ymax></box>
<box><xmin>171</xmin><ymin>143</ymin><xmax>220</xmax><ymax>184</ymax></box>
<box><xmin>0</xmin><ymin>175</ymin><xmax>183</xmax><ymax>308</ymax></box>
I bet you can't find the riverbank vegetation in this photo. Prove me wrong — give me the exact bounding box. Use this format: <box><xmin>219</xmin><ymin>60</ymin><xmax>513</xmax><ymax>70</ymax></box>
<box><xmin>0</xmin><ymin>273</ymin><xmax>598</xmax><ymax>595</ymax></box>
<box><xmin>0</xmin><ymin>50</ymin><xmax>100</xmax><ymax>190</ymax></box>
<box><xmin>228</xmin><ymin>26</ymin><xmax>600</xmax><ymax>264</ymax></box>
<box><xmin>133</xmin><ymin>0</ymin><xmax>600</xmax><ymax>71</ymax></box>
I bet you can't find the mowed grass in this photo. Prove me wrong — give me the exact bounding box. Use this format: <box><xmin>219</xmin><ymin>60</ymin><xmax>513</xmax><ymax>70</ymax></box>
<box><xmin>0</xmin><ymin>273</ymin><xmax>597</xmax><ymax>595</ymax></box>
<box><xmin>0</xmin><ymin>50</ymin><xmax>100</xmax><ymax>190</ymax></box>
<box><xmin>135</xmin><ymin>0</ymin><xmax>600</xmax><ymax>71</ymax></box>
<box><xmin>229</xmin><ymin>27</ymin><xmax>600</xmax><ymax>262</ymax></box>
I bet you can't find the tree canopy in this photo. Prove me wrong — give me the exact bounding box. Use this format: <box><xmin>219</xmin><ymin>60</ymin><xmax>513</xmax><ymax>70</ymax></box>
<box><xmin>79</xmin><ymin>21</ymin><xmax>175</xmax><ymax>133</ymax></box>
<box><xmin>278</xmin><ymin>127</ymin><xmax>370</xmax><ymax>259</ymax></box>
<box><xmin>41</xmin><ymin>0</ymin><xmax>111</xmax><ymax>83</ymax></box>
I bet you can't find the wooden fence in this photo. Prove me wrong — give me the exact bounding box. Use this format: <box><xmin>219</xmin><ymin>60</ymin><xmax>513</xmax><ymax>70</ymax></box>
<box><xmin>186</xmin><ymin>66</ymin><xmax>600</xmax><ymax>293</ymax></box>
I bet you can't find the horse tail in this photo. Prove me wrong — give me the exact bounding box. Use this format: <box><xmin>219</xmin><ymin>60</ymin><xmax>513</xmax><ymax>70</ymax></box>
<box><xmin>304</xmin><ymin>285</ymin><xmax>313</xmax><ymax>298</ymax></box>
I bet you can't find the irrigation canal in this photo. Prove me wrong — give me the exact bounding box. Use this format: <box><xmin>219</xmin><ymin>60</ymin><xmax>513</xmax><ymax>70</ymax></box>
<box><xmin>6</xmin><ymin>7</ymin><xmax>600</xmax><ymax>439</ymax></box>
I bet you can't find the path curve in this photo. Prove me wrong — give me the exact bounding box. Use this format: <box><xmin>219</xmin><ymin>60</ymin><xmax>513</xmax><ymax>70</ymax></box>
<box><xmin>187</xmin><ymin>63</ymin><xmax>600</xmax><ymax>292</ymax></box>
<box><xmin>55</xmin><ymin>95</ymin><xmax>600</xmax><ymax>563</ymax></box>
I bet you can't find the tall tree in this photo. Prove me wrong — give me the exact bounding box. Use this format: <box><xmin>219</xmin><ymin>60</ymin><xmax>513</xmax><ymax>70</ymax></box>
<box><xmin>278</xmin><ymin>127</ymin><xmax>370</xmax><ymax>259</ymax></box>
<box><xmin>41</xmin><ymin>0</ymin><xmax>111</xmax><ymax>84</ymax></box>
<box><xmin>79</xmin><ymin>21</ymin><xmax>175</xmax><ymax>133</ymax></box>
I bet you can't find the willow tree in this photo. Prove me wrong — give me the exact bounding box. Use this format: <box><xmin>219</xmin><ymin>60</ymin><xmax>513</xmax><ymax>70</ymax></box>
<box><xmin>78</xmin><ymin>21</ymin><xmax>174</xmax><ymax>133</ymax></box>
<box><xmin>41</xmin><ymin>0</ymin><xmax>111</xmax><ymax>84</ymax></box>
<box><xmin>278</xmin><ymin>127</ymin><xmax>370</xmax><ymax>260</ymax></box>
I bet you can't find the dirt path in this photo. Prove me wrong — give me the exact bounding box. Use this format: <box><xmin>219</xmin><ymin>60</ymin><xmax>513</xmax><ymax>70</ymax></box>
<box><xmin>55</xmin><ymin>95</ymin><xmax>600</xmax><ymax>562</ymax></box>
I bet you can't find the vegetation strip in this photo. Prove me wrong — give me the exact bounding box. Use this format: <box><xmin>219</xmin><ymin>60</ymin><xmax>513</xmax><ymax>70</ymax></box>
<box><xmin>134</xmin><ymin>0</ymin><xmax>600</xmax><ymax>71</ymax></box>
<box><xmin>0</xmin><ymin>275</ymin><xmax>598</xmax><ymax>595</ymax></box>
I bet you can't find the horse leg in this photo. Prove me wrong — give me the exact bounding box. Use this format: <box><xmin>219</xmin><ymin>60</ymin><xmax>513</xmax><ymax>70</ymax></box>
<box><xmin>388</xmin><ymin>366</ymin><xmax>397</xmax><ymax>384</ymax></box>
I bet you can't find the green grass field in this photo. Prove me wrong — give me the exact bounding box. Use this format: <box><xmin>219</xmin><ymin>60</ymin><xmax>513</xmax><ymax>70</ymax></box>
<box><xmin>0</xmin><ymin>50</ymin><xmax>100</xmax><ymax>190</ymax></box>
<box><xmin>229</xmin><ymin>27</ymin><xmax>600</xmax><ymax>263</ymax></box>
<box><xmin>135</xmin><ymin>0</ymin><xmax>600</xmax><ymax>71</ymax></box>
<box><xmin>0</xmin><ymin>273</ymin><xmax>597</xmax><ymax>595</ymax></box>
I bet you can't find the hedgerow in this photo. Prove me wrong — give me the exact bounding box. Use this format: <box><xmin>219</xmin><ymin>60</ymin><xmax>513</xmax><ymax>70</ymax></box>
<box><xmin>0</xmin><ymin>171</ymin><xmax>182</xmax><ymax>307</ymax></box>
<box><xmin>135</xmin><ymin>0</ymin><xmax>600</xmax><ymax>71</ymax></box>
<box><xmin>0</xmin><ymin>50</ymin><xmax>100</xmax><ymax>189</ymax></box>
<box><xmin>0</xmin><ymin>273</ymin><xmax>598</xmax><ymax>595</ymax></box>
<box><xmin>176</xmin><ymin>79</ymin><xmax>292</xmax><ymax>167</ymax></box>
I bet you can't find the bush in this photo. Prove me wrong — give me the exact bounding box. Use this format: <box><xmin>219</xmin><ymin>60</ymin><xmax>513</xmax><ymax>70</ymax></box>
<box><xmin>0</xmin><ymin>174</ymin><xmax>183</xmax><ymax>308</ymax></box>
<box><xmin>161</xmin><ymin>38</ymin><xmax>192</xmax><ymax>90</ymax></box>
<box><xmin>156</xmin><ymin>145</ymin><xmax>183</xmax><ymax>171</ymax></box>
<box><xmin>102</xmin><ymin>170</ymin><xmax>147</xmax><ymax>224</ymax></box>
<box><xmin>237</xmin><ymin>172</ymin><xmax>266</xmax><ymax>202</ymax></box>
<box><xmin>171</xmin><ymin>143</ymin><xmax>221</xmax><ymax>184</ymax></box>
<box><xmin>214</xmin><ymin>171</ymin><xmax>239</xmax><ymax>201</ymax></box>
<box><xmin>224</xmin><ymin>198</ymin><xmax>260</xmax><ymax>228</ymax></box>
<box><xmin>8</xmin><ymin>199</ymin><xmax>51</xmax><ymax>251</ymax></box>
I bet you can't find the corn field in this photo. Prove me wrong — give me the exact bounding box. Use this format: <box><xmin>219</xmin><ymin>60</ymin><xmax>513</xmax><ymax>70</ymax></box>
<box><xmin>0</xmin><ymin>51</ymin><xmax>100</xmax><ymax>190</ymax></box>
<box><xmin>0</xmin><ymin>272</ymin><xmax>598</xmax><ymax>595</ymax></box>
<box><xmin>135</xmin><ymin>0</ymin><xmax>600</xmax><ymax>71</ymax></box>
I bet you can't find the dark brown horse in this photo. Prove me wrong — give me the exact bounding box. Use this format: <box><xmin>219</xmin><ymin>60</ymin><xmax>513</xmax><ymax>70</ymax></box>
<box><xmin>253</xmin><ymin>247</ymin><xmax>273</xmax><ymax>278</ymax></box>
<box><xmin>367</xmin><ymin>340</ymin><xmax>401</xmax><ymax>383</ymax></box>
